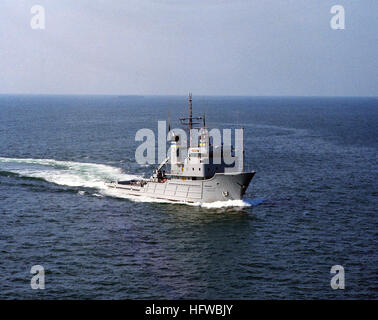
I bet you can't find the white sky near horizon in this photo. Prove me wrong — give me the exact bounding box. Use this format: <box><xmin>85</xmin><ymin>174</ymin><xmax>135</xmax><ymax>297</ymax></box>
<box><xmin>0</xmin><ymin>0</ymin><xmax>377</xmax><ymax>96</ymax></box>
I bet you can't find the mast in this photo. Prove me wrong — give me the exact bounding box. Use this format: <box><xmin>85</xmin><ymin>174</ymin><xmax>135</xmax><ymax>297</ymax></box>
<box><xmin>241</xmin><ymin>127</ymin><xmax>244</xmax><ymax>172</ymax></box>
<box><xmin>188</xmin><ymin>93</ymin><xmax>193</xmax><ymax>130</ymax></box>
<box><xmin>179</xmin><ymin>93</ymin><xmax>203</xmax><ymax>147</ymax></box>
<box><xmin>180</xmin><ymin>93</ymin><xmax>202</xmax><ymax>130</ymax></box>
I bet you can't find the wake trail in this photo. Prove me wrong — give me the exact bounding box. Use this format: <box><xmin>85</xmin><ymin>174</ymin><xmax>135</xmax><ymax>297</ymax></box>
<box><xmin>0</xmin><ymin>157</ymin><xmax>142</xmax><ymax>189</ymax></box>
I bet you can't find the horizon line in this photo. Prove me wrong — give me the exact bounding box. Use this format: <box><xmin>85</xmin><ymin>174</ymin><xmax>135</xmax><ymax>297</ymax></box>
<box><xmin>0</xmin><ymin>93</ymin><xmax>377</xmax><ymax>98</ymax></box>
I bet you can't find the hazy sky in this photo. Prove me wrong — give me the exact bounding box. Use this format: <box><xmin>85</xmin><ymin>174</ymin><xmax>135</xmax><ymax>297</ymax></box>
<box><xmin>0</xmin><ymin>0</ymin><xmax>377</xmax><ymax>96</ymax></box>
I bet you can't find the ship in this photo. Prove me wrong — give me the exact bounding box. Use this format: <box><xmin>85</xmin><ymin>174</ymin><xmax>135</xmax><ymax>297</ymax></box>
<box><xmin>107</xmin><ymin>94</ymin><xmax>255</xmax><ymax>203</ymax></box>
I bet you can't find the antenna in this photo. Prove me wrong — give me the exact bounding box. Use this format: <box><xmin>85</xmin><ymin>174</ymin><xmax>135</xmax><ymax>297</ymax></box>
<box><xmin>188</xmin><ymin>92</ymin><xmax>192</xmax><ymax>130</ymax></box>
<box><xmin>168</xmin><ymin>108</ymin><xmax>171</xmax><ymax>132</ymax></box>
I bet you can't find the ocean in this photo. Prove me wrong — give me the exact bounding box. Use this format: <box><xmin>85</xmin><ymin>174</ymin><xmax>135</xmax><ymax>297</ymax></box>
<box><xmin>0</xmin><ymin>95</ymin><xmax>376</xmax><ymax>299</ymax></box>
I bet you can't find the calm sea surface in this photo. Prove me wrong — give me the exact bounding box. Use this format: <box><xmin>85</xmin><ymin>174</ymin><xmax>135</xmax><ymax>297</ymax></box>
<box><xmin>0</xmin><ymin>95</ymin><xmax>376</xmax><ymax>299</ymax></box>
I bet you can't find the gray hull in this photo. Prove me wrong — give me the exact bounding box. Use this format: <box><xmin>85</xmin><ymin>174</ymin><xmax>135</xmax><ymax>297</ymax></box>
<box><xmin>108</xmin><ymin>171</ymin><xmax>255</xmax><ymax>203</ymax></box>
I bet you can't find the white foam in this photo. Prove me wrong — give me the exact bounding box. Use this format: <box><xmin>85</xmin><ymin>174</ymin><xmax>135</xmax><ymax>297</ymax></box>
<box><xmin>0</xmin><ymin>157</ymin><xmax>142</xmax><ymax>189</ymax></box>
<box><xmin>190</xmin><ymin>198</ymin><xmax>265</xmax><ymax>208</ymax></box>
<box><xmin>196</xmin><ymin>199</ymin><xmax>253</xmax><ymax>208</ymax></box>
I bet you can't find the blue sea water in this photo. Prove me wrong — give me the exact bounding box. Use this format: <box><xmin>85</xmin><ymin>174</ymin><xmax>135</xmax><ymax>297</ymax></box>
<box><xmin>0</xmin><ymin>95</ymin><xmax>376</xmax><ymax>299</ymax></box>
